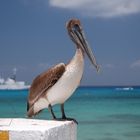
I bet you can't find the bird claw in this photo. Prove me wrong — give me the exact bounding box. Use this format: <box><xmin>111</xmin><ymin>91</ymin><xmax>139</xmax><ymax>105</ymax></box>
<box><xmin>53</xmin><ymin>117</ymin><xmax>78</xmax><ymax>124</ymax></box>
<box><xmin>64</xmin><ymin>117</ymin><xmax>78</xmax><ymax>125</ymax></box>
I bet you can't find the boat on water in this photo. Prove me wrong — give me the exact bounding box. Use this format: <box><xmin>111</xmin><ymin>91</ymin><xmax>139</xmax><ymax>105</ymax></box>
<box><xmin>0</xmin><ymin>68</ymin><xmax>30</xmax><ymax>90</ymax></box>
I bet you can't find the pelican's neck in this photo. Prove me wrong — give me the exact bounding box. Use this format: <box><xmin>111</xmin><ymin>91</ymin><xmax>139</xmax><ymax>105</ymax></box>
<box><xmin>66</xmin><ymin>48</ymin><xmax>84</xmax><ymax>72</ymax></box>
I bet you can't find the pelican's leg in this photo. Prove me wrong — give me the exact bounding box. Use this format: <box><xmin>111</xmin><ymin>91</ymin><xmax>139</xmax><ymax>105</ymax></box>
<box><xmin>48</xmin><ymin>104</ymin><xmax>56</xmax><ymax>119</ymax></box>
<box><xmin>61</xmin><ymin>103</ymin><xmax>78</xmax><ymax>124</ymax></box>
<box><xmin>61</xmin><ymin>103</ymin><xmax>66</xmax><ymax>119</ymax></box>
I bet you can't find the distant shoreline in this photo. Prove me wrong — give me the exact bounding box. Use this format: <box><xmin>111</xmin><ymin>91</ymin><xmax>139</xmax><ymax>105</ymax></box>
<box><xmin>79</xmin><ymin>85</ymin><xmax>140</xmax><ymax>88</ymax></box>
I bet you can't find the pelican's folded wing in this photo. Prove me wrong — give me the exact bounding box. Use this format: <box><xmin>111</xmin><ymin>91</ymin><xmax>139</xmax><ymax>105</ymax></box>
<box><xmin>27</xmin><ymin>63</ymin><xmax>66</xmax><ymax>112</ymax></box>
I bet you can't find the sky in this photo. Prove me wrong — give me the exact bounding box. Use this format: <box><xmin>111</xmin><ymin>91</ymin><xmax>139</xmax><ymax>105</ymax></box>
<box><xmin>0</xmin><ymin>0</ymin><xmax>140</xmax><ymax>86</ymax></box>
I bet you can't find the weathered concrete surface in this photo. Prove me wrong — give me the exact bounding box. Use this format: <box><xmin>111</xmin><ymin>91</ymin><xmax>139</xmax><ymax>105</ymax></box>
<box><xmin>0</xmin><ymin>118</ymin><xmax>77</xmax><ymax>140</ymax></box>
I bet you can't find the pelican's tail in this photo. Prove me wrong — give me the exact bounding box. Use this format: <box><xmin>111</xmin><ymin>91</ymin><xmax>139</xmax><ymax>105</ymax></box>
<box><xmin>27</xmin><ymin>104</ymin><xmax>34</xmax><ymax>118</ymax></box>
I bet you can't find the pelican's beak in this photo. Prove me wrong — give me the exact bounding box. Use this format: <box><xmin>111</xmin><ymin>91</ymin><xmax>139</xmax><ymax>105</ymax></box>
<box><xmin>72</xmin><ymin>24</ymin><xmax>100</xmax><ymax>72</ymax></box>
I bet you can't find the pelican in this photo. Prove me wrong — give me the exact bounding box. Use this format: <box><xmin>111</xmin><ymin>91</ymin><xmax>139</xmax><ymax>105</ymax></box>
<box><xmin>27</xmin><ymin>19</ymin><xmax>99</xmax><ymax>123</ymax></box>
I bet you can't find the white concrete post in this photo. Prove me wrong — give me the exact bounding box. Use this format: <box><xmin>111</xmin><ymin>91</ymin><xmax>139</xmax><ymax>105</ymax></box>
<box><xmin>0</xmin><ymin>118</ymin><xmax>77</xmax><ymax>140</ymax></box>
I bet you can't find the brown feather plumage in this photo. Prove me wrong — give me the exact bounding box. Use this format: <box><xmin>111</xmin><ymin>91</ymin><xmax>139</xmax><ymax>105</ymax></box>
<box><xmin>27</xmin><ymin>63</ymin><xmax>65</xmax><ymax>116</ymax></box>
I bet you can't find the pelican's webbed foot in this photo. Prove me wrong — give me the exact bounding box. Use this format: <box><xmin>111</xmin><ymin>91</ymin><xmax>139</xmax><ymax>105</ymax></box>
<box><xmin>62</xmin><ymin>117</ymin><xmax>78</xmax><ymax>124</ymax></box>
<box><xmin>60</xmin><ymin>103</ymin><xmax>78</xmax><ymax>124</ymax></box>
<box><xmin>53</xmin><ymin>117</ymin><xmax>78</xmax><ymax>124</ymax></box>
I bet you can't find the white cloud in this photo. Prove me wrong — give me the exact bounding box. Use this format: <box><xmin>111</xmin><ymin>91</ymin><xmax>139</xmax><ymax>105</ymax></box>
<box><xmin>49</xmin><ymin>0</ymin><xmax>140</xmax><ymax>18</ymax></box>
<box><xmin>130</xmin><ymin>60</ymin><xmax>140</xmax><ymax>68</ymax></box>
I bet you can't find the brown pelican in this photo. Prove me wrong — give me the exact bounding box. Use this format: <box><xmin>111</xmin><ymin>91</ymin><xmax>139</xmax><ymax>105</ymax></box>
<box><xmin>27</xmin><ymin>19</ymin><xmax>99</xmax><ymax>123</ymax></box>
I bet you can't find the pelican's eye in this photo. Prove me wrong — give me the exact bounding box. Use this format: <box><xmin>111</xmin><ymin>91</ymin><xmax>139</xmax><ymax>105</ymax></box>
<box><xmin>72</xmin><ymin>24</ymin><xmax>80</xmax><ymax>32</ymax></box>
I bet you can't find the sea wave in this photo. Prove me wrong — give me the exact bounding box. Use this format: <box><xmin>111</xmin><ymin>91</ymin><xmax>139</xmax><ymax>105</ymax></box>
<box><xmin>115</xmin><ymin>87</ymin><xmax>134</xmax><ymax>91</ymax></box>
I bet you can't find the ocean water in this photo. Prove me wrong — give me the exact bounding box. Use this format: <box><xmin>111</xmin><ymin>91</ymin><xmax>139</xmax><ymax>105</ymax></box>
<box><xmin>0</xmin><ymin>86</ymin><xmax>140</xmax><ymax>140</ymax></box>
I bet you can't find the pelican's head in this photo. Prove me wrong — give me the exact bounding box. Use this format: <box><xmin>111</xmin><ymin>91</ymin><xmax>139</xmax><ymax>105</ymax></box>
<box><xmin>66</xmin><ymin>18</ymin><xmax>100</xmax><ymax>72</ymax></box>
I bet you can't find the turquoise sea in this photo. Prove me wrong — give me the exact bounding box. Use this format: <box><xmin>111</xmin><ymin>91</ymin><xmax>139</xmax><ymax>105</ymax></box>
<box><xmin>0</xmin><ymin>86</ymin><xmax>140</xmax><ymax>140</ymax></box>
